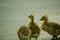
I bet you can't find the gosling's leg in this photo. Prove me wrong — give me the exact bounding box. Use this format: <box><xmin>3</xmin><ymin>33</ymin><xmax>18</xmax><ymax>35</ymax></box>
<box><xmin>55</xmin><ymin>36</ymin><xmax>57</xmax><ymax>40</ymax></box>
<box><xmin>53</xmin><ymin>36</ymin><xmax>55</xmax><ymax>40</ymax></box>
<box><xmin>30</xmin><ymin>37</ymin><xmax>31</xmax><ymax>40</ymax></box>
<box><xmin>51</xmin><ymin>36</ymin><xmax>55</xmax><ymax>40</ymax></box>
<box><xmin>36</xmin><ymin>37</ymin><xmax>37</xmax><ymax>40</ymax></box>
<box><xmin>53</xmin><ymin>35</ymin><xmax>57</xmax><ymax>40</ymax></box>
<box><xmin>20</xmin><ymin>39</ymin><xmax>21</xmax><ymax>40</ymax></box>
<box><xmin>52</xmin><ymin>36</ymin><xmax>57</xmax><ymax>40</ymax></box>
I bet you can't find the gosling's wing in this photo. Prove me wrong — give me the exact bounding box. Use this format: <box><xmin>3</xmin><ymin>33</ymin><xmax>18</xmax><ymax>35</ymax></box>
<box><xmin>34</xmin><ymin>23</ymin><xmax>40</xmax><ymax>29</ymax></box>
<box><xmin>28</xmin><ymin>22</ymin><xmax>40</xmax><ymax>34</ymax></box>
<box><xmin>50</xmin><ymin>22</ymin><xmax>60</xmax><ymax>30</ymax></box>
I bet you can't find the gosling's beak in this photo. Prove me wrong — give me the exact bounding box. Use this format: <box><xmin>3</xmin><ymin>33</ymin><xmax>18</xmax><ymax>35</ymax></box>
<box><xmin>28</xmin><ymin>16</ymin><xmax>30</xmax><ymax>18</ymax></box>
<box><xmin>40</xmin><ymin>18</ymin><xmax>42</xmax><ymax>21</ymax></box>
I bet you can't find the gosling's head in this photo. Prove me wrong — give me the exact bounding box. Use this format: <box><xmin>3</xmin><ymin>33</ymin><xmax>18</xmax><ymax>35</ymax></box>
<box><xmin>40</xmin><ymin>15</ymin><xmax>48</xmax><ymax>22</ymax></box>
<box><xmin>28</xmin><ymin>15</ymin><xmax>34</xmax><ymax>20</ymax></box>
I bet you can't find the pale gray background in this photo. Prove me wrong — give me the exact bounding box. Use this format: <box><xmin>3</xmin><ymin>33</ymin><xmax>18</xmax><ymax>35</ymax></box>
<box><xmin>0</xmin><ymin>0</ymin><xmax>60</xmax><ymax>40</ymax></box>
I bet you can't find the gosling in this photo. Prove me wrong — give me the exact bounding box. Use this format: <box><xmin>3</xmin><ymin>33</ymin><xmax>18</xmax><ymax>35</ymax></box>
<box><xmin>40</xmin><ymin>15</ymin><xmax>60</xmax><ymax>40</ymax></box>
<box><xmin>28</xmin><ymin>15</ymin><xmax>40</xmax><ymax>40</ymax></box>
<box><xmin>17</xmin><ymin>26</ymin><xmax>31</xmax><ymax>40</ymax></box>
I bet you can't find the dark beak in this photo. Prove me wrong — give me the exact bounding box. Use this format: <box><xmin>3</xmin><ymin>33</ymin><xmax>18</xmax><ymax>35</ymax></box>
<box><xmin>28</xmin><ymin>16</ymin><xmax>30</xmax><ymax>18</ymax></box>
<box><xmin>40</xmin><ymin>18</ymin><xmax>42</xmax><ymax>20</ymax></box>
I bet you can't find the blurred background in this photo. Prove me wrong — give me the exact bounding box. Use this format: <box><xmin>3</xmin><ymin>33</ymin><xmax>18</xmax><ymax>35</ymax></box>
<box><xmin>0</xmin><ymin>0</ymin><xmax>60</xmax><ymax>40</ymax></box>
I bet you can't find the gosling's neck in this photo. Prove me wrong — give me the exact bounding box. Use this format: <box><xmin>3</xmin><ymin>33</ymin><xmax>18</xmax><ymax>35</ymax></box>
<box><xmin>30</xmin><ymin>19</ymin><xmax>34</xmax><ymax>23</ymax></box>
<box><xmin>44</xmin><ymin>20</ymin><xmax>49</xmax><ymax>25</ymax></box>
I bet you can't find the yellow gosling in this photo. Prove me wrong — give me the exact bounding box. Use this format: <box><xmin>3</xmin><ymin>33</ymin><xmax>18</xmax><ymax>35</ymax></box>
<box><xmin>40</xmin><ymin>15</ymin><xmax>60</xmax><ymax>40</ymax></box>
<box><xmin>17</xmin><ymin>26</ymin><xmax>31</xmax><ymax>40</ymax></box>
<box><xmin>28</xmin><ymin>15</ymin><xmax>40</xmax><ymax>40</ymax></box>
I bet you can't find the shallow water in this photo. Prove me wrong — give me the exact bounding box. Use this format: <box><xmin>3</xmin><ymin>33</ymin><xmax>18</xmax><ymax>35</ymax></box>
<box><xmin>0</xmin><ymin>0</ymin><xmax>60</xmax><ymax>40</ymax></box>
